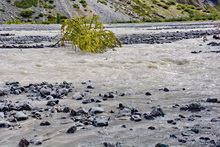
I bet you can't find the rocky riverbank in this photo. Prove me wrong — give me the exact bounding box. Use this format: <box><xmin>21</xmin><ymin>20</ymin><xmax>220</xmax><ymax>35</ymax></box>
<box><xmin>1</xmin><ymin>81</ymin><xmax>220</xmax><ymax>147</ymax></box>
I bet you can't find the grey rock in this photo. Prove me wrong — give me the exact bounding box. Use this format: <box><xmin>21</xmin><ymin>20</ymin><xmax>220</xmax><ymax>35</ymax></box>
<box><xmin>40</xmin><ymin>88</ymin><xmax>51</xmax><ymax>96</ymax></box>
<box><xmin>40</xmin><ymin>121</ymin><xmax>50</xmax><ymax>126</ymax></box>
<box><xmin>0</xmin><ymin>120</ymin><xmax>12</xmax><ymax>128</ymax></box>
<box><xmin>30</xmin><ymin>138</ymin><xmax>42</xmax><ymax>145</ymax></box>
<box><xmin>89</xmin><ymin>107</ymin><xmax>104</xmax><ymax>115</ymax></box>
<box><xmin>150</xmin><ymin>107</ymin><xmax>165</xmax><ymax>117</ymax></box>
<box><xmin>66</xmin><ymin>126</ymin><xmax>77</xmax><ymax>133</ymax></box>
<box><xmin>0</xmin><ymin>112</ymin><xmax>4</xmax><ymax>118</ymax></box>
<box><xmin>93</xmin><ymin>116</ymin><xmax>109</xmax><ymax>127</ymax></box>
<box><xmin>18</xmin><ymin>138</ymin><xmax>29</xmax><ymax>147</ymax></box>
<box><xmin>72</xmin><ymin>92</ymin><xmax>83</xmax><ymax>100</ymax></box>
<box><xmin>14</xmin><ymin>111</ymin><xmax>28</xmax><ymax>121</ymax></box>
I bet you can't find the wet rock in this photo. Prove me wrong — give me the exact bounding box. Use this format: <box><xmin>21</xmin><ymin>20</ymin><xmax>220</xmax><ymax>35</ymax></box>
<box><xmin>170</xmin><ymin>134</ymin><xmax>177</xmax><ymax>138</ymax></box>
<box><xmin>104</xmin><ymin>92</ymin><xmax>114</xmax><ymax>98</ymax></box>
<box><xmin>82</xmin><ymin>98</ymin><xmax>94</xmax><ymax>104</ymax></box>
<box><xmin>93</xmin><ymin>116</ymin><xmax>109</xmax><ymax>127</ymax></box>
<box><xmin>46</xmin><ymin>95</ymin><xmax>54</xmax><ymax>100</ymax></box>
<box><xmin>144</xmin><ymin>113</ymin><xmax>155</xmax><ymax>120</ymax></box>
<box><xmin>145</xmin><ymin>92</ymin><xmax>152</xmax><ymax>96</ymax></box>
<box><xmin>0</xmin><ymin>120</ymin><xmax>12</xmax><ymax>128</ymax></box>
<box><xmin>40</xmin><ymin>88</ymin><xmax>51</xmax><ymax>96</ymax></box>
<box><xmin>0</xmin><ymin>88</ymin><xmax>8</xmax><ymax>96</ymax></box>
<box><xmin>199</xmin><ymin>137</ymin><xmax>210</xmax><ymax>141</ymax></box>
<box><xmin>18</xmin><ymin>138</ymin><xmax>30</xmax><ymax>147</ymax></box>
<box><xmin>103</xmin><ymin>142</ymin><xmax>123</xmax><ymax>147</ymax></box>
<box><xmin>163</xmin><ymin>88</ymin><xmax>169</xmax><ymax>92</ymax></box>
<box><xmin>180</xmin><ymin>103</ymin><xmax>205</xmax><ymax>112</ymax></box>
<box><xmin>150</xmin><ymin>107</ymin><xmax>165</xmax><ymax>117</ymax></box>
<box><xmin>63</xmin><ymin>107</ymin><xmax>70</xmax><ymax>113</ymax></box>
<box><xmin>14</xmin><ymin>111</ymin><xmax>28</xmax><ymax>121</ymax></box>
<box><xmin>40</xmin><ymin>121</ymin><xmax>50</xmax><ymax>126</ymax></box>
<box><xmin>206</xmin><ymin>98</ymin><xmax>218</xmax><ymax>103</ymax></box>
<box><xmin>155</xmin><ymin>143</ymin><xmax>169</xmax><ymax>147</ymax></box>
<box><xmin>58</xmin><ymin>88</ymin><xmax>69</xmax><ymax>96</ymax></box>
<box><xmin>72</xmin><ymin>92</ymin><xmax>83</xmax><ymax>100</ymax></box>
<box><xmin>167</xmin><ymin>120</ymin><xmax>176</xmax><ymax>125</ymax></box>
<box><xmin>66</xmin><ymin>126</ymin><xmax>77</xmax><ymax>133</ymax></box>
<box><xmin>190</xmin><ymin>128</ymin><xmax>199</xmax><ymax>134</ymax></box>
<box><xmin>178</xmin><ymin>139</ymin><xmax>187</xmax><ymax>143</ymax></box>
<box><xmin>70</xmin><ymin>109</ymin><xmax>77</xmax><ymax>116</ymax></box>
<box><xmin>87</xmin><ymin>85</ymin><xmax>94</xmax><ymax>89</ymax></box>
<box><xmin>211</xmin><ymin>117</ymin><xmax>220</xmax><ymax>122</ymax></box>
<box><xmin>89</xmin><ymin>107</ymin><xmax>104</xmax><ymax>115</ymax></box>
<box><xmin>30</xmin><ymin>138</ymin><xmax>42</xmax><ymax>145</ymax></box>
<box><xmin>46</xmin><ymin>100</ymin><xmax>59</xmax><ymax>106</ymax></box>
<box><xmin>148</xmin><ymin>126</ymin><xmax>155</xmax><ymax>130</ymax></box>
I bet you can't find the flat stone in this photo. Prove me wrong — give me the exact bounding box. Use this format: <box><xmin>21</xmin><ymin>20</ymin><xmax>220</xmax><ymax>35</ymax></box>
<box><xmin>93</xmin><ymin>116</ymin><xmax>109</xmax><ymax>127</ymax></box>
<box><xmin>30</xmin><ymin>138</ymin><xmax>42</xmax><ymax>145</ymax></box>
<box><xmin>89</xmin><ymin>107</ymin><xmax>104</xmax><ymax>115</ymax></box>
<box><xmin>14</xmin><ymin>111</ymin><xmax>28</xmax><ymax>121</ymax></box>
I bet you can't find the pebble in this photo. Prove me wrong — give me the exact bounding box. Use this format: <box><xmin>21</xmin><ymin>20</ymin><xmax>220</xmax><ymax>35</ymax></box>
<box><xmin>150</xmin><ymin>107</ymin><xmax>165</xmax><ymax>117</ymax></box>
<box><xmin>72</xmin><ymin>92</ymin><xmax>83</xmax><ymax>100</ymax></box>
<box><xmin>40</xmin><ymin>121</ymin><xmax>51</xmax><ymax>126</ymax></box>
<box><xmin>206</xmin><ymin>98</ymin><xmax>218</xmax><ymax>103</ymax></box>
<box><xmin>66</xmin><ymin>126</ymin><xmax>77</xmax><ymax>133</ymax></box>
<box><xmin>18</xmin><ymin>138</ymin><xmax>30</xmax><ymax>147</ymax></box>
<box><xmin>145</xmin><ymin>92</ymin><xmax>152</xmax><ymax>96</ymax></box>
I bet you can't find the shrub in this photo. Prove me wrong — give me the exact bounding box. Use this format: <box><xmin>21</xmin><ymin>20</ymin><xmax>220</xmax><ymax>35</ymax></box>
<box><xmin>20</xmin><ymin>10</ymin><xmax>35</xmax><ymax>18</ymax></box>
<box><xmin>0</xmin><ymin>9</ymin><xmax>5</xmax><ymax>12</ymax></box>
<box><xmin>73</xmin><ymin>4</ymin><xmax>79</xmax><ymax>8</ymax></box>
<box><xmin>14</xmin><ymin>0</ymin><xmax>38</xmax><ymax>8</ymax></box>
<box><xmin>60</xmin><ymin>16</ymin><xmax>122</xmax><ymax>53</ymax></box>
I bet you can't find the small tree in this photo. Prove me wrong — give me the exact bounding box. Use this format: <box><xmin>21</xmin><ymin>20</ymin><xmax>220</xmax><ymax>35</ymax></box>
<box><xmin>60</xmin><ymin>16</ymin><xmax>122</xmax><ymax>53</ymax></box>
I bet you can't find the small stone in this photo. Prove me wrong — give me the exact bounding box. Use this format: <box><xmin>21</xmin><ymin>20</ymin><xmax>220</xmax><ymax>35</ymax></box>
<box><xmin>190</xmin><ymin>128</ymin><xmax>199</xmax><ymax>134</ymax></box>
<box><xmin>145</xmin><ymin>92</ymin><xmax>152</xmax><ymax>96</ymax></box>
<box><xmin>66</xmin><ymin>126</ymin><xmax>77</xmax><ymax>133</ymax></box>
<box><xmin>46</xmin><ymin>100</ymin><xmax>59</xmax><ymax>106</ymax></box>
<box><xmin>70</xmin><ymin>109</ymin><xmax>77</xmax><ymax>116</ymax></box>
<box><xmin>155</xmin><ymin>143</ymin><xmax>169</xmax><ymax>147</ymax></box>
<box><xmin>150</xmin><ymin>107</ymin><xmax>165</xmax><ymax>117</ymax></box>
<box><xmin>72</xmin><ymin>92</ymin><xmax>83</xmax><ymax>100</ymax></box>
<box><xmin>148</xmin><ymin>126</ymin><xmax>155</xmax><ymax>130</ymax></box>
<box><xmin>40</xmin><ymin>121</ymin><xmax>50</xmax><ymax>126</ymax></box>
<box><xmin>89</xmin><ymin>107</ymin><xmax>104</xmax><ymax>114</ymax></box>
<box><xmin>87</xmin><ymin>85</ymin><xmax>94</xmax><ymax>89</ymax></box>
<box><xmin>30</xmin><ymin>138</ymin><xmax>42</xmax><ymax>145</ymax></box>
<box><xmin>0</xmin><ymin>121</ymin><xmax>12</xmax><ymax>128</ymax></box>
<box><xmin>167</xmin><ymin>120</ymin><xmax>176</xmax><ymax>125</ymax></box>
<box><xmin>14</xmin><ymin>111</ymin><xmax>28</xmax><ymax>121</ymax></box>
<box><xmin>170</xmin><ymin>134</ymin><xmax>177</xmax><ymax>138</ymax></box>
<box><xmin>18</xmin><ymin>138</ymin><xmax>30</xmax><ymax>147</ymax></box>
<box><xmin>40</xmin><ymin>88</ymin><xmax>51</xmax><ymax>96</ymax></box>
<box><xmin>206</xmin><ymin>98</ymin><xmax>218</xmax><ymax>103</ymax></box>
<box><xmin>82</xmin><ymin>98</ymin><xmax>94</xmax><ymax>104</ymax></box>
<box><xmin>199</xmin><ymin>137</ymin><xmax>210</xmax><ymax>141</ymax></box>
<box><xmin>46</xmin><ymin>95</ymin><xmax>54</xmax><ymax>100</ymax></box>
<box><xmin>178</xmin><ymin>139</ymin><xmax>187</xmax><ymax>143</ymax></box>
<box><xmin>211</xmin><ymin>117</ymin><xmax>220</xmax><ymax>122</ymax></box>
<box><xmin>163</xmin><ymin>88</ymin><xmax>169</xmax><ymax>92</ymax></box>
<box><xmin>93</xmin><ymin>116</ymin><xmax>109</xmax><ymax>127</ymax></box>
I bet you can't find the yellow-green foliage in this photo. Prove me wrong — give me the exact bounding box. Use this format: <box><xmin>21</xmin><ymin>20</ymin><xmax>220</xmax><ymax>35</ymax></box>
<box><xmin>61</xmin><ymin>16</ymin><xmax>122</xmax><ymax>53</ymax></box>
